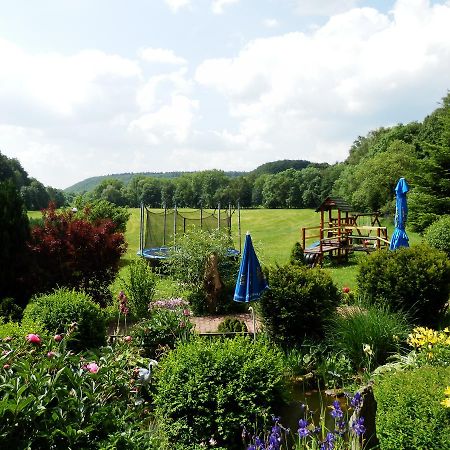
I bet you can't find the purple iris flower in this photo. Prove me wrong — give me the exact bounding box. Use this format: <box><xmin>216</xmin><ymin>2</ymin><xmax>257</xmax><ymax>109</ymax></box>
<box><xmin>330</xmin><ymin>400</ymin><xmax>343</xmax><ymax>419</ymax></box>
<box><xmin>298</xmin><ymin>418</ymin><xmax>310</xmax><ymax>438</ymax></box>
<box><xmin>351</xmin><ymin>417</ymin><xmax>366</xmax><ymax>436</ymax></box>
<box><xmin>351</xmin><ymin>392</ymin><xmax>363</xmax><ymax>410</ymax></box>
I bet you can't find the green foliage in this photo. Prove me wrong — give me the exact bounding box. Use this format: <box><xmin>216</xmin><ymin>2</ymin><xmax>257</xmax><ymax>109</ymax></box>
<box><xmin>357</xmin><ymin>245</ymin><xmax>450</xmax><ymax>326</ymax></box>
<box><xmin>0</xmin><ymin>180</ymin><xmax>30</xmax><ymax>303</ymax></box>
<box><xmin>258</xmin><ymin>264</ymin><xmax>340</xmax><ymax>347</ymax></box>
<box><xmin>153</xmin><ymin>336</ymin><xmax>286</xmax><ymax>449</ymax></box>
<box><xmin>166</xmin><ymin>229</ymin><xmax>240</xmax><ymax>315</ymax></box>
<box><xmin>326</xmin><ymin>302</ymin><xmax>410</xmax><ymax>370</ymax></box>
<box><xmin>80</xmin><ymin>198</ymin><xmax>131</xmax><ymax>232</ymax></box>
<box><xmin>217</xmin><ymin>317</ymin><xmax>248</xmax><ymax>333</ymax></box>
<box><xmin>0</xmin><ymin>297</ymin><xmax>22</xmax><ymax>322</ymax></box>
<box><xmin>121</xmin><ymin>258</ymin><xmax>157</xmax><ymax>319</ymax></box>
<box><xmin>374</xmin><ymin>366</ymin><xmax>450</xmax><ymax>450</ymax></box>
<box><xmin>133</xmin><ymin>300</ymin><xmax>194</xmax><ymax>358</ymax></box>
<box><xmin>289</xmin><ymin>242</ymin><xmax>305</xmax><ymax>266</ymax></box>
<box><xmin>0</xmin><ymin>317</ymin><xmax>47</xmax><ymax>340</ymax></box>
<box><xmin>22</xmin><ymin>288</ymin><xmax>107</xmax><ymax>350</ymax></box>
<box><xmin>424</xmin><ymin>214</ymin><xmax>450</xmax><ymax>256</ymax></box>
<box><xmin>0</xmin><ymin>337</ymin><xmax>155</xmax><ymax>449</ymax></box>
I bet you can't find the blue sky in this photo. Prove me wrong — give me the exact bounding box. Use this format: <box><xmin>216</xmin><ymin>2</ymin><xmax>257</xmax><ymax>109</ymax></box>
<box><xmin>1</xmin><ymin>0</ymin><xmax>449</xmax><ymax>188</ymax></box>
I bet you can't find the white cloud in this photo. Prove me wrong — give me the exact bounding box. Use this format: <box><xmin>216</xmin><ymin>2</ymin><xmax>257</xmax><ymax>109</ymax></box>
<box><xmin>262</xmin><ymin>18</ymin><xmax>280</xmax><ymax>28</ymax></box>
<box><xmin>211</xmin><ymin>0</ymin><xmax>240</xmax><ymax>15</ymax></box>
<box><xmin>164</xmin><ymin>0</ymin><xmax>191</xmax><ymax>13</ymax></box>
<box><xmin>294</xmin><ymin>0</ymin><xmax>362</xmax><ymax>16</ymax></box>
<box><xmin>129</xmin><ymin>94</ymin><xmax>199</xmax><ymax>144</ymax></box>
<box><xmin>195</xmin><ymin>1</ymin><xmax>450</xmax><ymax>163</ymax></box>
<box><xmin>139</xmin><ymin>47</ymin><xmax>187</xmax><ymax>65</ymax></box>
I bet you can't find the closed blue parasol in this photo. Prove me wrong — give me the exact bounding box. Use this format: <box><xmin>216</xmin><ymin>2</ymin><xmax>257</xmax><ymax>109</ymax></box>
<box><xmin>389</xmin><ymin>177</ymin><xmax>410</xmax><ymax>250</ymax></box>
<box><xmin>234</xmin><ymin>232</ymin><xmax>268</xmax><ymax>302</ymax></box>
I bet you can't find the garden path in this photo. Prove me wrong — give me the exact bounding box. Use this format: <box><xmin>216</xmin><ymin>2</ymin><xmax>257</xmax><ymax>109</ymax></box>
<box><xmin>191</xmin><ymin>313</ymin><xmax>261</xmax><ymax>334</ymax></box>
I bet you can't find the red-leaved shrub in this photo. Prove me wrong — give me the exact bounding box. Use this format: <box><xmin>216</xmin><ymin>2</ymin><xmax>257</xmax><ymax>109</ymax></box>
<box><xmin>28</xmin><ymin>203</ymin><xmax>127</xmax><ymax>305</ymax></box>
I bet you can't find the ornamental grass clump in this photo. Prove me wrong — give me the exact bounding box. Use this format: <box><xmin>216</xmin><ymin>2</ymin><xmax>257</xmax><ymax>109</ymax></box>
<box><xmin>243</xmin><ymin>391</ymin><xmax>367</xmax><ymax>450</ymax></box>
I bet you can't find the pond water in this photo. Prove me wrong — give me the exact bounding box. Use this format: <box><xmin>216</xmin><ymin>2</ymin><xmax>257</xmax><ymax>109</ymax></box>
<box><xmin>275</xmin><ymin>382</ymin><xmax>351</xmax><ymax>444</ymax></box>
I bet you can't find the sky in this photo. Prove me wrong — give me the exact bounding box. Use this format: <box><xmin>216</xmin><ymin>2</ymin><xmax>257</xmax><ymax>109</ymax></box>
<box><xmin>0</xmin><ymin>0</ymin><xmax>449</xmax><ymax>189</ymax></box>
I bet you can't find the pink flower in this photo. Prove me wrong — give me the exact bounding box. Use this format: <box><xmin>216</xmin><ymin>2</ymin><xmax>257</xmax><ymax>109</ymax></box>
<box><xmin>54</xmin><ymin>334</ymin><xmax>63</xmax><ymax>342</ymax></box>
<box><xmin>3</xmin><ymin>336</ymin><xmax>12</xmax><ymax>342</ymax></box>
<box><xmin>124</xmin><ymin>335</ymin><xmax>132</xmax><ymax>343</ymax></box>
<box><xmin>26</xmin><ymin>334</ymin><xmax>41</xmax><ymax>345</ymax></box>
<box><xmin>342</xmin><ymin>286</ymin><xmax>350</xmax><ymax>294</ymax></box>
<box><xmin>86</xmin><ymin>362</ymin><xmax>99</xmax><ymax>374</ymax></box>
<box><xmin>183</xmin><ymin>309</ymin><xmax>191</xmax><ymax>316</ymax></box>
<box><xmin>47</xmin><ymin>351</ymin><xmax>56</xmax><ymax>358</ymax></box>
<box><xmin>3</xmin><ymin>364</ymin><xmax>10</xmax><ymax>370</ymax></box>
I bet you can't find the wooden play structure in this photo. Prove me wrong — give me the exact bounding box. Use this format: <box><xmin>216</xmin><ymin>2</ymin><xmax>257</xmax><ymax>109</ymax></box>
<box><xmin>301</xmin><ymin>197</ymin><xmax>390</xmax><ymax>266</ymax></box>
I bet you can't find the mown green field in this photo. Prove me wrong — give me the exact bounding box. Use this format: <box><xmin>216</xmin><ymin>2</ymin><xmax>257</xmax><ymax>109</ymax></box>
<box><xmin>29</xmin><ymin>207</ymin><xmax>423</xmax><ymax>291</ymax></box>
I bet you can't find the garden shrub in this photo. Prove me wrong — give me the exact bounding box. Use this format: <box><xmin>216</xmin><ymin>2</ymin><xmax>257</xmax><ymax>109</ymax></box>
<box><xmin>79</xmin><ymin>198</ymin><xmax>131</xmax><ymax>232</ymax></box>
<box><xmin>374</xmin><ymin>366</ymin><xmax>450</xmax><ymax>450</ymax></box>
<box><xmin>153</xmin><ymin>336</ymin><xmax>287</xmax><ymax>450</ymax></box>
<box><xmin>0</xmin><ymin>297</ymin><xmax>22</xmax><ymax>322</ymax></box>
<box><xmin>22</xmin><ymin>288</ymin><xmax>107</xmax><ymax>350</ymax></box>
<box><xmin>357</xmin><ymin>244</ymin><xmax>450</xmax><ymax>326</ymax></box>
<box><xmin>121</xmin><ymin>258</ymin><xmax>157</xmax><ymax>319</ymax></box>
<box><xmin>0</xmin><ymin>336</ymin><xmax>155</xmax><ymax>449</ymax></box>
<box><xmin>326</xmin><ymin>302</ymin><xmax>410</xmax><ymax>370</ymax></box>
<box><xmin>289</xmin><ymin>241</ymin><xmax>305</xmax><ymax>266</ymax></box>
<box><xmin>166</xmin><ymin>229</ymin><xmax>242</xmax><ymax>315</ymax></box>
<box><xmin>407</xmin><ymin>326</ymin><xmax>450</xmax><ymax>367</ymax></box>
<box><xmin>217</xmin><ymin>317</ymin><xmax>248</xmax><ymax>333</ymax></box>
<box><xmin>133</xmin><ymin>299</ymin><xmax>194</xmax><ymax>358</ymax></box>
<box><xmin>258</xmin><ymin>264</ymin><xmax>340</xmax><ymax>347</ymax></box>
<box><xmin>424</xmin><ymin>215</ymin><xmax>450</xmax><ymax>256</ymax></box>
<box><xmin>28</xmin><ymin>203</ymin><xmax>127</xmax><ymax>305</ymax></box>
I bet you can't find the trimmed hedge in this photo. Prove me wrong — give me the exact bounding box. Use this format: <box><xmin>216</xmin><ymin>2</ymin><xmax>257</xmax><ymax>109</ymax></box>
<box><xmin>424</xmin><ymin>215</ymin><xmax>450</xmax><ymax>257</ymax></box>
<box><xmin>374</xmin><ymin>366</ymin><xmax>450</xmax><ymax>450</ymax></box>
<box><xmin>258</xmin><ymin>264</ymin><xmax>340</xmax><ymax>346</ymax></box>
<box><xmin>357</xmin><ymin>245</ymin><xmax>450</xmax><ymax>326</ymax></box>
<box><xmin>153</xmin><ymin>336</ymin><xmax>286</xmax><ymax>450</ymax></box>
<box><xmin>23</xmin><ymin>288</ymin><xmax>106</xmax><ymax>350</ymax></box>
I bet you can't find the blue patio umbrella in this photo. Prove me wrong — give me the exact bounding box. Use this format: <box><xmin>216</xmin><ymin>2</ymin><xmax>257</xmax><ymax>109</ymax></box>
<box><xmin>389</xmin><ymin>177</ymin><xmax>410</xmax><ymax>250</ymax></box>
<box><xmin>234</xmin><ymin>232</ymin><xmax>268</xmax><ymax>302</ymax></box>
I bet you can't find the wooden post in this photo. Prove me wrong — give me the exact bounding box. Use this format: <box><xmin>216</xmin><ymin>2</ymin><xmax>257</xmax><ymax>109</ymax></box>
<box><xmin>302</xmin><ymin>228</ymin><xmax>306</xmax><ymax>250</ymax></box>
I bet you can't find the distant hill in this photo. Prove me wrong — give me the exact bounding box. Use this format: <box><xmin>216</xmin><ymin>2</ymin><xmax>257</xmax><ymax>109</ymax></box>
<box><xmin>64</xmin><ymin>171</ymin><xmax>246</xmax><ymax>193</ymax></box>
<box><xmin>65</xmin><ymin>160</ymin><xmax>319</xmax><ymax>193</ymax></box>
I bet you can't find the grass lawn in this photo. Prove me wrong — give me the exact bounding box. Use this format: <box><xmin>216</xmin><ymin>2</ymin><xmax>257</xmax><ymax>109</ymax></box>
<box><xmin>29</xmin><ymin>207</ymin><xmax>424</xmax><ymax>292</ymax></box>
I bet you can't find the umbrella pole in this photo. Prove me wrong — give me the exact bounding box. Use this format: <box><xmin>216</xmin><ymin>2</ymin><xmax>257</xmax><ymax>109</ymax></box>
<box><xmin>249</xmin><ymin>306</ymin><xmax>256</xmax><ymax>341</ymax></box>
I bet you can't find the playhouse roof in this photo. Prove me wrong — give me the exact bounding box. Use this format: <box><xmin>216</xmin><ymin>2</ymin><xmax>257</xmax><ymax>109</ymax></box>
<box><xmin>315</xmin><ymin>197</ymin><xmax>354</xmax><ymax>213</ymax></box>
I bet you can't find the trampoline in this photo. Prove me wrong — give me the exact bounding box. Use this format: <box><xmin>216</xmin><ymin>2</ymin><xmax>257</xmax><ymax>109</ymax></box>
<box><xmin>138</xmin><ymin>205</ymin><xmax>241</xmax><ymax>262</ymax></box>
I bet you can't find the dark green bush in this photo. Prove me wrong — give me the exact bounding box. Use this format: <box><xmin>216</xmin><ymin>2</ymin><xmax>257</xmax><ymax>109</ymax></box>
<box><xmin>424</xmin><ymin>215</ymin><xmax>450</xmax><ymax>256</ymax></box>
<box><xmin>78</xmin><ymin>198</ymin><xmax>130</xmax><ymax>233</ymax></box>
<box><xmin>0</xmin><ymin>297</ymin><xmax>22</xmax><ymax>322</ymax></box>
<box><xmin>289</xmin><ymin>242</ymin><xmax>305</xmax><ymax>265</ymax></box>
<box><xmin>23</xmin><ymin>288</ymin><xmax>106</xmax><ymax>350</ymax></box>
<box><xmin>153</xmin><ymin>336</ymin><xmax>286</xmax><ymax>450</ymax></box>
<box><xmin>217</xmin><ymin>317</ymin><xmax>248</xmax><ymax>333</ymax></box>
<box><xmin>258</xmin><ymin>264</ymin><xmax>340</xmax><ymax>347</ymax></box>
<box><xmin>326</xmin><ymin>302</ymin><xmax>410</xmax><ymax>370</ymax></box>
<box><xmin>374</xmin><ymin>366</ymin><xmax>450</xmax><ymax>450</ymax></box>
<box><xmin>357</xmin><ymin>245</ymin><xmax>450</xmax><ymax>326</ymax></box>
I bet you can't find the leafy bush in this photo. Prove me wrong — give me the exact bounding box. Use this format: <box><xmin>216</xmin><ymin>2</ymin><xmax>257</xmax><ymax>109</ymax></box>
<box><xmin>326</xmin><ymin>302</ymin><xmax>410</xmax><ymax>370</ymax></box>
<box><xmin>79</xmin><ymin>198</ymin><xmax>130</xmax><ymax>233</ymax></box>
<box><xmin>374</xmin><ymin>366</ymin><xmax>450</xmax><ymax>450</ymax></box>
<box><xmin>258</xmin><ymin>264</ymin><xmax>340</xmax><ymax>347</ymax></box>
<box><xmin>0</xmin><ymin>336</ymin><xmax>156</xmax><ymax>449</ymax></box>
<box><xmin>166</xmin><ymin>229</ymin><xmax>241</xmax><ymax>315</ymax></box>
<box><xmin>133</xmin><ymin>299</ymin><xmax>194</xmax><ymax>358</ymax></box>
<box><xmin>289</xmin><ymin>242</ymin><xmax>305</xmax><ymax>265</ymax></box>
<box><xmin>424</xmin><ymin>215</ymin><xmax>450</xmax><ymax>256</ymax></box>
<box><xmin>357</xmin><ymin>245</ymin><xmax>450</xmax><ymax>326</ymax></box>
<box><xmin>121</xmin><ymin>258</ymin><xmax>157</xmax><ymax>319</ymax></box>
<box><xmin>0</xmin><ymin>297</ymin><xmax>22</xmax><ymax>322</ymax></box>
<box><xmin>28</xmin><ymin>203</ymin><xmax>127</xmax><ymax>305</ymax></box>
<box><xmin>407</xmin><ymin>326</ymin><xmax>450</xmax><ymax>367</ymax></box>
<box><xmin>22</xmin><ymin>288</ymin><xmax>107</xmax><ymax>350</ymax></box>
<box><xmin>153</xmin><ymin>336</ymin><xmax>286</xmax><ymax>450</ymax></box>
<box><xmin>217</xmin><ymin>317</ymin><xmax>248</xmax><ymax>333</ymax></box>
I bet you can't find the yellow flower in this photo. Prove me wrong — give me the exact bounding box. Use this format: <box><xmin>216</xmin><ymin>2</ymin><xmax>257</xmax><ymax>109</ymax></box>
<box><xmin>441</xmin><ymin>398</ymin><xmax>450</xmax><ymax>408</ymax></box>
<box><xmin>363</xmin><ymin>344</ymin><xmax>373</xmax><ymax>356</ymax></box>
<box><xmin>445</xmin><ymin>386</ymin><xmax>450</xmax><ymax>396</ymax></box>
